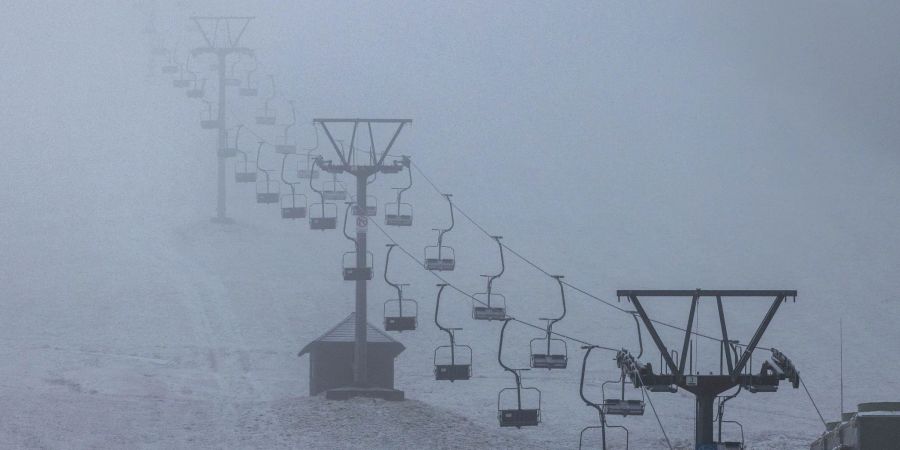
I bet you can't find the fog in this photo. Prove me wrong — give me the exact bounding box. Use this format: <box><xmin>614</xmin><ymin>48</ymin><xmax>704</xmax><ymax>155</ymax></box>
<box><xmin>1</xmin><ymin>1</ymin><xmax>899</xmax><ymax>448</ymax></box>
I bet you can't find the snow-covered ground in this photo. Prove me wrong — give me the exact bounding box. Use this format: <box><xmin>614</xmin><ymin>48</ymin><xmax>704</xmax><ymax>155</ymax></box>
<box><xmin>3</xmin><ymin>1</ymin><xmax>900</xmax><ymax>449</ymax></box>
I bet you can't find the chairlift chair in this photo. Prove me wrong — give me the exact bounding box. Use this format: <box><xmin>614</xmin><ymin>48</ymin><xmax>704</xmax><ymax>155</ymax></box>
<box><xmin>342</xmin><ymin>251</ymin><xmax>373</xmax><ymax>281</ymax></box>
<box><xmin>200</xmin><ymin>101</ymin><xmax>221</xmax><ymax>129</ymax></box>
<box><xmin>601</xmin><ymin>378</ymin><xmax>646</xmax><ymax>416</ymax></box>
<box><xmin>278</xmin><ymin>153</ymin><xmax>306</xmax><ymax>218</ymax></box>
<box><xmin>297</xmin><ymin>152</ymin><xmax>321</xmax><ymax>179</ymax></box>
<box><xmin>219</xmin><ymin>125</ymin><xmax>243</xmax><ymax>158</ymax></box>
<box><xmin>383</xmin><ymin>244</ymin><xmax>417</xmax><ymax>332</ymax></box>
<box><xmin>433</xmin><ymin>284</ymin><xmax>472</xmax><ymax>381</ymax></box>
<box><xmin>580</xmin><ymin>345</ymin><xmax>631</xmax><ymax>450</ymax></box>
<box><xmin>234</xmin><ymin>158</ymin><xmax>257</xmax><ymax>183</ymax></box>
<box><xmin>385</xmin><ymin>159</ymin><xmax>413</xmax><ymax>226</ymax></box>
<box><xmin>530</xmin><ymin>275</ymin><xmax>569</xmax><ymax>369</ymax></box>
<box><xmin>256</xmin><ymin>177</ymin><xmax>280</xmax><ymax>204</ymax></box>
<box><xmin>424</xmin><ymin>194</ymin><xmax>456</xmax><ymax>271</ymax></box>
<box><xmin>187</xmin><ymin>78</ymin><xmax>205</xmax><ymax>98</ymax></box>
<box><xmin>253</xmin><ymin>142</ymin><xmax>280</xmax><ymax>203</ymax></box>
<box><xmin>473</xmin><ymin>236</ymin><xmax>507</xmax><ymax>320</ymax></box>
<box><xmin>275</xmin><ymin>101</ymin><xmax>297</xmax><ymax>154</ymax></box>
<box><xmin>322</xmin><ymin>175</ymin><xmax>348</xmax><ymax>201</ymax></box>
<box><xmin>309</xmin><ymin>202</ymin><xmax>337</xmax><ymax>230</ymax></box>
<box><xmin>255</xmin><ymin>75</ymin><xmax>277</xmax><ymax>125</ymax></box>
<box><xmin>307</xmin><ymin>156</ymin><xmax>337</xmax><ymax>230</ymax></box>
<box><xmin>224</xmin><ymin>57</ymin><xmax>242</xmax><ymax>86</ymax></box>
<box><xmin>497</xmin><ymin>319</ymin><xmax>541</xmax><ymax>428</ymax></box>
<box><xmin>240</xmin><ymin>62</ymin><xmax>258</xmax><ymax>96</ymax></box>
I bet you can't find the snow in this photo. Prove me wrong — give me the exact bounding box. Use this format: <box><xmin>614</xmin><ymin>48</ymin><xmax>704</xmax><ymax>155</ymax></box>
<box><xmin>3</xmin><ymin>1</ymin><xmax>900</xmax><ymax>449</ymax></box>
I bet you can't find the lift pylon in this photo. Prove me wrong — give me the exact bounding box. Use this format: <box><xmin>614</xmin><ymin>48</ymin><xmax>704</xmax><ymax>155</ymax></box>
<box><xmin>313</xmin><ymin>118</ymin><xmax>412</xmax><ymax>399</ymax></box>
<box><xmin>615</xmin><ymin>289</ymin><xmax>800</xmax><ymax>449</ymax></box>
<box><xmin>190</xmin><ymin>16</ymin><xmax>254</xmax><ymax>223</ymax></box>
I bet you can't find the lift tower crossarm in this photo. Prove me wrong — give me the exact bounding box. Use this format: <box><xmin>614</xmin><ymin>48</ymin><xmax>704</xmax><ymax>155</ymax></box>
<box><xmin>619</xmin><ymin>289</ymin><xmax>796</xmax><ymax>448</ymax></box>
<box><xmin>311</xmin><ymin>118</ymin><xmax>412</xmax><ymax>396</ymax></box>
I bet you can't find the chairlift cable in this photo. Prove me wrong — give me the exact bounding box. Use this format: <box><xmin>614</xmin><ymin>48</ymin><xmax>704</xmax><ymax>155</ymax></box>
<box><xmin>370</xmin><ymin>218</ymin><xmax>617</xmax><ymax>352</ymax></box>
<box><xmin>410</xmin><ymin>160</ymin><xmax>775</xmax><ymax>352</ymax></box>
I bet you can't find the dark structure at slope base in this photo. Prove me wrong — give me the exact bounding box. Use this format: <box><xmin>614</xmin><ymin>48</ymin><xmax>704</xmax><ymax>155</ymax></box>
<box><xmin>298</xmin><ymin>313</ymin><xmax>405</xmax><ymax>401</ymax></box>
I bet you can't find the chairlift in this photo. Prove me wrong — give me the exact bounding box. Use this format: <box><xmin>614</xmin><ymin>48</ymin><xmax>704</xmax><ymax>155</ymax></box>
<box><xmin>161</xmin><ymin>60</ymin><xmax>179</xmax><ymax>74</ymax></box>
<box><xmin>308</xmin><ymin>156</ymin><xmax>337</xmax><ymax>230</ymax></box>
<box><xmin>600</xmin><ymin>377</ymin><xmax>646</xmax><ymax>417</ymax></box>
<box><xmin>279</xmin><ymin>154</ymin><xmax>307</xmax><ymax>219</ymax></box>
<box><xmin>382</xmin><ymin>244</ymin><xmax>417</xmax><ymax>332</ymax></box>
<box><xmin>275</xmin><ymin>101</ymin><xmax>297</xmax><ymax>154</ymax></box>
<box><xmin>385</xmin><ymin>157</ymin><xmax>413</xmax><ymax>226</ymax></box>
<box><xmin>297</xmin><ymin>152</ymin><xmax>321</xmax><ymax>179</ymax></box>
<box><xmin>433</xmin><ymin>284</ymin><xmax>472</xmax><ymax>381</ymax></box>
<box><xmin>530</xmin><ymin>275</ymin><xmax>568</xmax><ymax>369</ymax></box>
<box><xmin>322</xmin><ymin>174</ymin><xmax>348</xmax><ymax>201</ymax></box>
<box><xmin>219</xmin><ymin>125</ymin><xmax>242</xmax><ymax>158</ymax></box>
<box><xmin>473</xmin><ymin>236</ymin><xmax>507</xmax><ymax>320</ymax></box>
<box><xmin>172</xmin><ymin>64</ymin><xmax>191</xmax><ymax>88</ymax></box>
<box><xmin>224</xmin><ymin>57</ymin><xmax>242</xmax><ymax>86</ymax></box>
<box><xmin>715</xmin><ymin>386</ymin><xmax>746</xmax><ymax>449</ymax></box>
<box><xmin>253</xmin><ymin>142</ymin><xmax>279</xmax><ymax>203</ymax></box>
<box><xmin>187</xmin><ymin>78</ymin><xmax>205</xmax><ymax>99</ymax></box>
<box><xmin>200</xmin><ymin>101</ymin><xmax>221</xmax><ymax>129</ymax></box>
<box><xmin>424</xmin><ymin>194</ymin><xmax>456</xmax><ymax>271</ymax></box>
<box><xmin>497</xmin><ymin>319</ymin><xmax>541</xmax><ymax>428</ymax></box>
<box><xmin>351</xmin><ymin>195</ymin><xmax>377</xmax><ymax>217</ymax></box>
<box><xmin>579</xmin><ymin>346</ymin><xmax>631</xmax><ymax>450</ymax></box>
<box><xmin>342</xmin><ymin>252</ymin><xmax>373</xmax><ymax>281</ymax></box>
<box><xmin>234</xmin><ymin>157</ymin><xmax>257</xmax><ymax>183</ymax></box>
<box><xmin>255</xmin><ymin>75</ymin><xmax>277</xmax><ymax>125</ymax></box>
<box><xmin>240</xmin><ymin>59</ymin><xmax>258</xmax><ymax>96</ymax></box>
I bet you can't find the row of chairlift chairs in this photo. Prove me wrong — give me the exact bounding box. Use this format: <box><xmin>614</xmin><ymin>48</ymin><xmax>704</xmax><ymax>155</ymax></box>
<box><xmin>164</xmin><ymin>49</ymin><xmax>637</xmax><ymax>434</ymax></box>
<box><xmin>159</xmin><ymin>42</ymin><xmax>700</xmax><ymax>447</ymax></box>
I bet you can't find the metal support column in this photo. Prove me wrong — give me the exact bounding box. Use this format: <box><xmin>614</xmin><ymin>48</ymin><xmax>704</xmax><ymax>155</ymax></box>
<box><xmin>354</xmin><ymin>173</ymin><xmax>368</xmax><ymax>386</ymax></box>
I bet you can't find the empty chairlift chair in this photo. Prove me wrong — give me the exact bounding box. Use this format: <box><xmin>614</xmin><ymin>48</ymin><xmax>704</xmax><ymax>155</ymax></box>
<box><xmin>473</xmin><ymin>236</ymin><xmax>507</xmax><ymax>321</ymax></box>
<box><xmin>200</xmin><ymin>100</ymin><xmax>222</xmax><ymax>130</ymax></box>
<box><xmin>297</xmin><ymin>151</ymin><xmax>321</xmax><ymax>179</ymax></box>
<box><xmin>253</xmin><ymin>142</ymin><xmax>280</xmax><ymax>204</ymax></box>
<box><xmin>497</xmin><ymin>319</ymin><xmax>541</xmax><ymax>428</ymax></box>
<box><xmin>424</xmin><ymin>194</ymin><xmax>456</xmax><ymax>271</ymax></box>
<box><xmin>307</xmin><ymin>158</ymin><xmax>338</xmax><ymax>230</ymax></box>
<box><xmin>433</xmin><ymin>284</ymin><xmax>472</xmax><ymax>381</ymax></box>
<box><xmin>601</xmin><ymin>376</ymin><xmax>646</xmax><ymax>417</ymax></box>
<box><xmin>382</xmin><ymin>244</ymin><xmax>417</xmax><ymax>332</ymax></box>
<box><xmin>240</xmin><ymin>58</ymin><xmax>258</xmax><ymax>96</ymax></box>
<box><xmin>385</xmin><ymin>159</ymin><xmax>413</xmax><ymax>226</ymax></box>
<box><xmin>219</xmin><ymin>125</ymin><xmax>242</xmax><ymax>158</ymax></box>
<box><xmin>579</xmin><ymin>345</ymin><xmax>631</xmax><ymax>450</ymax></box>
<box><xmin>224</xmin><ymin>58</ymin><xmax>242</xmax><ymax>87</ymax></box>
<box><xmin>322</xmin><ymin>174</ymin><xmax>348</xmax><ymax>201</ymax></box>
<box><xmin>274</xmin><ymin>101</ymin><xmax>298</xmax><ymax>155</ymax></box>
<box><xmin>279</xmin><ymin>154</ymin><xmax>307</xmax><ymax>219</ymax></box>
<box><xmin>530</xmin><ymin>275</ymin><xmax>569</xmax><ymax>369</ymax></box>
<box><xmin>187</xmin><ymin>77</ymin><xmax>205</xmax><ymax>98</ymax></box>
<box><xmin>255</xmin><ymin>75</ymin><xmax>277</xmax><ymax>125</ymax></box>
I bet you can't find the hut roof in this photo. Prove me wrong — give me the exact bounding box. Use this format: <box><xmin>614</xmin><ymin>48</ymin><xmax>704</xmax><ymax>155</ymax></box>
<box><xmin>298</xmin><ymin>312</ymin><xmax>405</xmax><ymax>357</ymax></box>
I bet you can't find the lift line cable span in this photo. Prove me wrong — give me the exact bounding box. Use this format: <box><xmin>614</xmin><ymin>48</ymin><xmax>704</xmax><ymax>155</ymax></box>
<box><xmin>370</xmin><ymin>218</ymin><xmax>618</xmax><ymax>353</ymax></box>
<box><xmin>411</xmin><ymin>160</ymin><xmax>776</xmax><ymax>352</ymax></box>
<box><xmin>412</xmin><ymin>159</ymin><xmax>837</xmax><ymax>429</ymax></box>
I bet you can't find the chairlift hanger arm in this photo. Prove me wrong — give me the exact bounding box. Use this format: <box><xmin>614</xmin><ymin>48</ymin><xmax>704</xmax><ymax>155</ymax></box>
<box><xmin>497</xmin><ymin>319</ymin><xmax>522</xmax><ymax>389</ymax></box>
<box><xmin>341</xmin><ymin>203</ymin><xmax>357</xmax><ymax>248</ymax></box>
<box><xmin>384</xmin><ymin>244</ymin><xmax>403</xmax><ymax>299</ymax></box>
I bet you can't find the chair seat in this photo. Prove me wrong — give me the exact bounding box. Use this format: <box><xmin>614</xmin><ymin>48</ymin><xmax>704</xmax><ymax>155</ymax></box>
<box><xmin>434</xmin><ymin>364</ymin><xmax>470</xmax><ymax>381</ymax></box>
<box><xmin>384</xmin><ymin>316</ymin><xmax>416</xmax><ymax>332</ymax></box>
<box><xmin>499</xmin><ymin>409</ymin><xmax>540</xmax><ymax>427</ymax></box>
